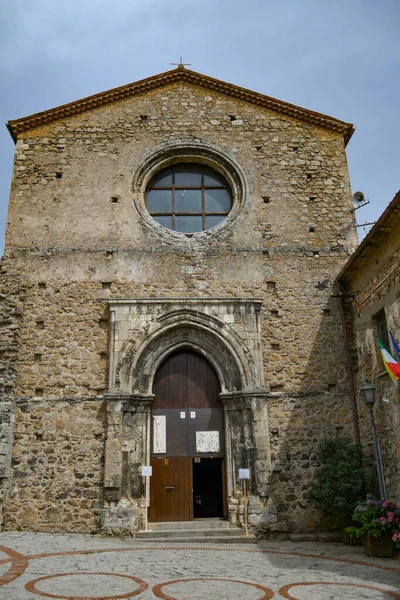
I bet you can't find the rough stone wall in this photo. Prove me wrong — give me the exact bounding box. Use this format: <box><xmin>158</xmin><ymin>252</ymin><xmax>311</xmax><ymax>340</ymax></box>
<box><xmin>6</xmin><ymin>83</ymin><xmax>356</xmax><ymax>251</ymax></box>
<box><xmin>2</xmin><ymin>81</ymin><xmax>358</xmax><ymax>532</ymax></box>
<box><xmin>268</xmin><ymin>392</ymin><xmax>354</xmax><ymax>531</ymax></box>
<box><xmin>5</xmin><ymin>398</ymin><xmax>105</xmax><ymax>532</ymax></box>
<box><xmin>0</xmin><ymin>273</ymin><xmax>26</xmax><ymax>527</ymax></box>
<box><xmin>344</xmin><ymin>246</ymin><xmax>400</xmax><ymax>502</ymax></box>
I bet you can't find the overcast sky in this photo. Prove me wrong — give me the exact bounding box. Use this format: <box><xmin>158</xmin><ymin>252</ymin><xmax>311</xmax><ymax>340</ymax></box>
<box><xmin>0</xmin><ymin>0</ymin><xmax>399</xmax><ymax>254</ymax></box>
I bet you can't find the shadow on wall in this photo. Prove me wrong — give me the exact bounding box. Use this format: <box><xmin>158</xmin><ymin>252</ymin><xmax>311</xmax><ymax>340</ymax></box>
<box><xmin>264</xmin><ymin>280</ymin><xmax>357</xmax><ymax>533</ymax></box>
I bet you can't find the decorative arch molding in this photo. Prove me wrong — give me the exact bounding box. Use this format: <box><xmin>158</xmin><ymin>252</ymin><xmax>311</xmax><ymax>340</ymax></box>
<box><xmin>109</xmin><ymin>298</ymin><xmax>265</xmax><ymax>396</ymax></box>
<box><xmin>131</xmin><ymin>139</ymin><xmax>249</xmax><ymax>245</ymax></box>
<box><xmin>131</xmin><ymin>318</ymin><xmax>253</xmax><ymax>395</ymax></box>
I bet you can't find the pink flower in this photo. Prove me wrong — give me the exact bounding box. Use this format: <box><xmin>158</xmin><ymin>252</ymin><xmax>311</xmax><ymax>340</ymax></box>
<box><xmin>380</xmin><ymin>517</ymin><xmax>386</xmax><ymax>525</ymax></box>
<box><xmin>388</xmin><ymin>512</ymin><xmax>395</xmax><ymax>519</ymax></box>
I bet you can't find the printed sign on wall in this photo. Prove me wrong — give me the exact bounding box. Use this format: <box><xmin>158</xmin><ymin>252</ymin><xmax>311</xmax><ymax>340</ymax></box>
<box><xmin>239</xmin><ymin>468</ymin><xmax>250</xmax><ymax>479</ymax></box>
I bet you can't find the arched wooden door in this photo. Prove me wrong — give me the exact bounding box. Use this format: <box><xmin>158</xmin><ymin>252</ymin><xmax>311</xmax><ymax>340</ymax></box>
<box><xmin>150</xmin><ymin>350</ymin><xmax>225</xmax><ymax>522</ymax></box>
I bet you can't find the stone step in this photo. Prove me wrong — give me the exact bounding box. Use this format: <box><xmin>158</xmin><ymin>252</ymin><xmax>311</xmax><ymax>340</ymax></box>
<box><xmin>135</xmin><ymin>534</ymin><xmax>256</xmax><ymax>544</ymax></box>
<box><xmin>289</xmin><ymin>532</ymin><xmax>341</xmax><ymax>543</ymax></box>
<box><xmin>148</xmin><ymin>520</ymin><xmax>232</xmax><ymax>531</ymax></box>
<box><xmin>137</xmin><ymin>527</ymin><xmax>242</xmax><ymax>539</ymax></box>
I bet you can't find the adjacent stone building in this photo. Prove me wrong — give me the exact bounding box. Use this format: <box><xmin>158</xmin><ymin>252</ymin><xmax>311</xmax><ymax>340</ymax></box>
<box><xmin>336</xmin><ymin>191</ymin><xmax>400</xmax><ymax>501</ymax></box>
<box><xmin>0</xmin><ymin>66</ymin><xmax>359</xmax><ymax>535</ymax></box>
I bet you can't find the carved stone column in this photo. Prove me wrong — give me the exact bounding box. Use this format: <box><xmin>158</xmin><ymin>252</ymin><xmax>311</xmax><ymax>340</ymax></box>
<box><xmin>220</xmin><ymin>391</ymin><xmax>271</xmax><ymax>528</ymax></box>
<box><xmin>101</xmin><ymin>393</ymin><xmax>153</xmax><ymax>535</ymax></box>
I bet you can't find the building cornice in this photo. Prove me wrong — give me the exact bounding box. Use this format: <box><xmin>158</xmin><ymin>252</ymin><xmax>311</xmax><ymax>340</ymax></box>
<box><xmin>336</xmin><ymin>190</ymin><xmax>400</xmax><ymax>285</ymax></box>
<box><xmin>7</xmin><ymin>67</ymin><xmax>354</xmax><ymax>144</ymax></box>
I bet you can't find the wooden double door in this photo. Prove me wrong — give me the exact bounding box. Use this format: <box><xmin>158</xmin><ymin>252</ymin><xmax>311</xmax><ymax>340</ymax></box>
<box><xmin>149</xmin><ymin>350</ymin><xmax>225</xmax><ymax>522</ymax></box>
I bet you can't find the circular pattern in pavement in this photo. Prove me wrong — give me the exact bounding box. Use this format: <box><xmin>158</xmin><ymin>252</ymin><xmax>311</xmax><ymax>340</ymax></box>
<box><xmin>153</xmin><ymin>577</ymin><xmax>275</xmax><ymax>600</ymax></box>
<box><xmin>0</xmin><ymin>541</ymin><xmax>399</xmax><ymax>599</ymax></box>
<box><xmin>25</xmin><ymin>571</ymin><xmax>148</xmax><ymax>599</ymax></box>
<box><xmin>279</xmin><ymin>581</ymin><xmax>400</xmax><ymax>600</ymax></box>
<box><xmin>0</xmin><ymin>544</ymin><xmax>28</xmax><ymax>587</ymax></box>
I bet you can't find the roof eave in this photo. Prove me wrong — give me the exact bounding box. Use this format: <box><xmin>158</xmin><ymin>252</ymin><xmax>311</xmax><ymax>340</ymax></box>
<box><xmin>336</xmin><ymin>190</ymin><xmax>400</xmax><ymax>284</ymax></box>
<box><xmin>6</xmin><ymin>121</ymin><xmax>17</xmax><ymax>144</ymax></box>
<box><xmin>7</xmin><ymin>67</ymin><xmax>354</xmax><ymax>144</ymax></box>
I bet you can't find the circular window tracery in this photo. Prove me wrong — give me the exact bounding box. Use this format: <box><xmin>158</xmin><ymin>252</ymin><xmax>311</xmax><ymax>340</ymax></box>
<box><xmin>145</xmin><ymin>163</ymin><xmax>232</xmax><ymax>234</ymax></box>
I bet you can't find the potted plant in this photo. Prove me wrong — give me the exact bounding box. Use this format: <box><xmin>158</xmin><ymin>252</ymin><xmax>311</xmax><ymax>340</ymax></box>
<box><xmin>392</xmin><ymin>531</ymin><xmax>400</xmax><ymax>560</ymax></box>
<box><xmin>346</xmin><ymin>496</ymin><xmax>400</xmax><ymax>557</ymax></box>
<box><xmin>306</xmin><ymin>437</ymin><xmax>370</xmax><ymax>543</ymax></box>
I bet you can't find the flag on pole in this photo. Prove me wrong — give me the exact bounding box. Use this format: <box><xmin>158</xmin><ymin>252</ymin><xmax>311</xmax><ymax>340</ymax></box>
<box><xmin>377</xmin><ymin>340</ymin><xmax>400</xmax><ymax>383</ymax></box>
<box><xmin>389</xmin><ymin>331</ymin><xmax>400</xmax><ymax>362</ymax></box>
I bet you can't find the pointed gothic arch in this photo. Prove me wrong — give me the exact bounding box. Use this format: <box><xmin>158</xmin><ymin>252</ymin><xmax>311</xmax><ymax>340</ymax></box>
<box><xmin>115</xmin><ymin>308</ymin><xmax>260</xmax><ymax>395</ymax></box>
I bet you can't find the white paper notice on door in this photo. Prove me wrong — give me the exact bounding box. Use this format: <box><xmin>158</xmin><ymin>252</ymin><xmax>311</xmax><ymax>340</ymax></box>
<box><xmin>153</xmin><ymin>415</ymin><xmax>166</xmax><ymax>454</ymax></box>
<box><xmin>196</xmin><ymin>431</ymin><xmax>220</xmax><ymax>453</ymax></box>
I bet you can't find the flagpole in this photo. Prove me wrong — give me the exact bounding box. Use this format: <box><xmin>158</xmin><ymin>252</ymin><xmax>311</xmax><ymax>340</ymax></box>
<box><xmin>389</xmin><ymin>331</ymin><xmax>400</xmax><ymax>362</ymax></box>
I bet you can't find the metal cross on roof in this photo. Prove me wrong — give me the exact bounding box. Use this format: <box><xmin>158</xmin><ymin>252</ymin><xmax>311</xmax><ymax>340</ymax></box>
<box><xmin>170</xmin><ymin>57</ymin><xmax>191</xmax><ymax>69</ymax></box>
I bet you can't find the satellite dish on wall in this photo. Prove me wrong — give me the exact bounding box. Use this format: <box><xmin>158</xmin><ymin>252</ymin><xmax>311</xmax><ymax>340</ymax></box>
<box><xmin>352</xmin><ymin>191</ymin><xmax>366</xmax><ymax>204</ymax></box>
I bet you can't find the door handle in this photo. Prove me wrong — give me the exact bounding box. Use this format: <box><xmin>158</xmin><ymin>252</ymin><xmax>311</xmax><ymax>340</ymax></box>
<box><xmin>164</xmin><ymin>486</ymin><xmax>175</xmax><ymax>491</ymax></box>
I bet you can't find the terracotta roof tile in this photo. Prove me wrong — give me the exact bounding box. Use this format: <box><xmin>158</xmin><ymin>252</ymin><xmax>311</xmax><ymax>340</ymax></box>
<box><xmin>336</xmin><ymin>190</ymin><xmax>400</xmax><ymax>282</ymax></box>
<box><xmin>7</xmin><ymin>67</ymin><xmax>354</xmax><ymax>144</ymax></box>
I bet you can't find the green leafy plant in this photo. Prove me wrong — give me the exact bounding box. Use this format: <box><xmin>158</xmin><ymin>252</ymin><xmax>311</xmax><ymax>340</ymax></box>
<box><xmin>346</xmin><ymin>497</ymin><xmax>400</xmax><ymax>539</ymax></box>
<box><xmin>306</xmin><ymin>437</ymin><xmax>370</xmax><ymax>521</ymax></box>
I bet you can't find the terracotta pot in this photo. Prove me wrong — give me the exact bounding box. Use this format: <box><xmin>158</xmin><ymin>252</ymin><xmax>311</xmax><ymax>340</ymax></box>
<box><xmin>363</xmin><ymin>531</ymin><xmax>394</xmax><ymax>558</ymax></box>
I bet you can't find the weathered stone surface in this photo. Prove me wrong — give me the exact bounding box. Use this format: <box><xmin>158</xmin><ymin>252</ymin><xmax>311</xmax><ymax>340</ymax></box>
<box><xmin>100</xmin><ymin>503</ymin><xmax>141</xmax><ymax>536</ymax></box>
<box><xmin>258</xmin><ymin>512</ymin><xmax>278</xmax><ymax>527</ymax></box>
<box><xmin>104</xmin><ymin>438</ymin><xmax>122</xmax><ymax>489</ymax></box>
<box><xmin>337</xmin><ymin>194</ymin><xmax>400</xmax><ymax>503</ymax></box>
<box><xmin>19</xmin><ymin>506</ymin><xmax>38</xmax><ymax>526</ymax></box>
<box><xmin>256</xmin><ymin>497</ymin><xmax>279</xmax><ymax>531</ymax></box>
<box><xmin>1</xmin><ymin>75</ymin><xmax>358</xmax><ymax>534</ymax></box>
<box><xmin>269</xmin><ymin>521</ymin><xmax>289</xmax><ymax>532</ymax></box>
<box><xmin>0</xmin><ymin>276</ymin><xmax>25</xmax><ymax>527</ymax></box>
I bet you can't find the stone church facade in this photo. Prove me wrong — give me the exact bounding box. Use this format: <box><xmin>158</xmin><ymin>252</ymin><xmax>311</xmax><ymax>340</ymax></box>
<box><xmin>0</xmin><ymin>67</ymin><xmax>358</xmax><ymax>535</ymax></box>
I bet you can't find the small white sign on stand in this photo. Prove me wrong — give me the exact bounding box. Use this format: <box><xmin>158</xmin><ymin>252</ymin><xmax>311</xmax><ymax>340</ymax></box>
<box><xmin>239</xmin><ymin>468</ymin><xmax>250</xmax><ymax>536</ymax></box>
<box><xmin>140</xmin><ymin>466</ymin><xmax>152</xmax><ymax>531</ymax></box>
<box><xmin>239</xmin><ymin>468</ymin><xmax>250</xmax><ymax>480</ymax></box>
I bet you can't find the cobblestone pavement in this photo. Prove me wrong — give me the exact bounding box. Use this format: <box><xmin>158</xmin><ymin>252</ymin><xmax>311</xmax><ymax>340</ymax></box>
<box><xmin>0</xmin><ymin>532</ymin><xmax>399</xmax><ymax>599</ymax></box>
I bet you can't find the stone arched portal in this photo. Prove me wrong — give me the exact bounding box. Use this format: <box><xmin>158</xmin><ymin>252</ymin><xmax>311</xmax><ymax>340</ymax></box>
<box><xmin>101</xmin><ymin>298</ymin><xmax>271</xmax><ymax>535</ymax></box>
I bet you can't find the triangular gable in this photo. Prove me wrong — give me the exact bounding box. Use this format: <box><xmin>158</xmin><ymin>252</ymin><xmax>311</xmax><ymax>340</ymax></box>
<box><xmin>7</xmin><ymin>66</ymin><xmax>354</xmax><ymax>144</ymax></box>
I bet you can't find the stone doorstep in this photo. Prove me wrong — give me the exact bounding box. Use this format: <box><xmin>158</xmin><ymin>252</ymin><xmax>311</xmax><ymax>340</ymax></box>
<box><xmin>134</xmin><ymin>535</ymin><xmax>257</xmax><ymax>544</ymax></box>
<box><xmin>148</xmin><ymin>519</ymin><xmax>233</xmax><ymax>531</ymax></box>
<box><xmin>137</xmin><ymin>528</ymin><xmax>242</xmax><ymax>539</ymax></box>
<box><xmin>288</xmin><ymin>532</ymin><xmax>342</xmax><ymax>543</ymax></box>
<box><xmin>137</xmin><ymin>519</ymin><xmax>254</xmax><ymax>543</ymax></box>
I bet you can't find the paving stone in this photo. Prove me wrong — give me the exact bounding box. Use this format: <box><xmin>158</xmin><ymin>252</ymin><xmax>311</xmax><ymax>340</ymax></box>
<box><xmin>0</xmin><ymin>533</ymin><xmax>399</xmax><ymax>599</ymax></box>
